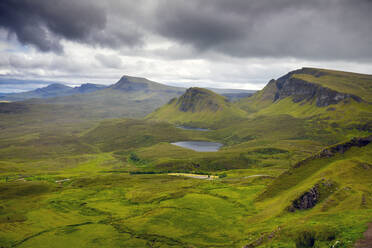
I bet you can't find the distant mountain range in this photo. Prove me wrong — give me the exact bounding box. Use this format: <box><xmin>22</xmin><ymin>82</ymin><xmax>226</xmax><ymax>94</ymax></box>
<box><xmin>0</xmin><ymin>77</ymin><xmax>256</xmax><ymax>103</ymax></box>
<box><xmin>0</xmin><ymin>83</ymin><xmax>106</xmax><ymax>102</ymax></box>
<box><xmin>22</xmin><ymin>75</ymin><xmax>187</xmax><ymax>119</ymax></box>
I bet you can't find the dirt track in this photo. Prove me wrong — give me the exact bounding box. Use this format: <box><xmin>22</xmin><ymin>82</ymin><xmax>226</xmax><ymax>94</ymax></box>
<box><xmin>355</xmin><ymin>222</ymin><xmax>372</xmax><ymax>248</ymax></box>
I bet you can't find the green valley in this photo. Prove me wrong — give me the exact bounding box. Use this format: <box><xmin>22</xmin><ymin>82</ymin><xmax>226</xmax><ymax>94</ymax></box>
<box><xmin>0</xmin><ymin>68</ymin><xmax>371</xmax><ymax>248</ymax></box>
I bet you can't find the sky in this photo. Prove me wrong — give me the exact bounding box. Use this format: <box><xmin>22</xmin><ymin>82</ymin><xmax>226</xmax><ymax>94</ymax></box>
<box><xmin>0</xmin><ymin>0</ymin><xmax>371</xmax><ymax>92</ymax></box>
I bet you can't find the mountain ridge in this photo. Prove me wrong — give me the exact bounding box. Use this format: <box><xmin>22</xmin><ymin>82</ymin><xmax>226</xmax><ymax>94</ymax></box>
<box><xmin>0</xmin><ymin>82</ymin><xmax>107</xmax><ymax>102</ymax></box>
<box><xmin>237</xmin><ymin>67</ymin><xmax>372</xmax><ymax>114</ymax></box>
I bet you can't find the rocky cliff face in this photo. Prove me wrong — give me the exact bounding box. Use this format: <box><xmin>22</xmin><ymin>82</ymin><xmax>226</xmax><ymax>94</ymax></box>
<box><xmin>289</xmin><ymin>179</ymin><xmax>337</xmax><ymax>211</ymax></box>
<box><xmin>291</xmin><ymin>187</ymin><xmax>319</xmax><ymax>210</ymax></box>
<box><xmin>318</xmin><ymin>136</ymin><xmax>372</xmax><ymax>157</ymax></box>
<box><xmin>267</xmin><ymin>68</ymin><xmax>363</xmax><ymax>107</ymax></box>
<box><xmin>274</xmin><ymin>77</ymin><xmax>361</xmax><ymax>107</ymax></box>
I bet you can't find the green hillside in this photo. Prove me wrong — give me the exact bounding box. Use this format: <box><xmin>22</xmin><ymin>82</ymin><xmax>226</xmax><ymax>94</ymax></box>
<box><xmin>251</xmin><ymin>136</ymin><xmax>372</xmax><ymax>247</ymax></box>
<box><xmin>147</xmin><ymin>87</ymin><xmax>246</xmax><ymax>128</ymax></box>
<box><xmin>238</xmin><ymin>67</ymin><xmax>372</xmax><ymax>112</ymax></box>
<box><xmin>292</xmin><ymin>68</ymin><xmax>372</xmax><ymax>101</ymax></box>
<box><xmin>236</xmin><ymin>67</ymin><xmax>372</xmax><ymax>135</ymax></box>
<box><xmin>0</xmin><ymin>68</ymin><xmax>371</xmax><ymax>247</ymax></box>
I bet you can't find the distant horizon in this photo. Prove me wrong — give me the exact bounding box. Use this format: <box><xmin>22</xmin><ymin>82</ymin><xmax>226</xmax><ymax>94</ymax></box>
<box><xmin>0</xmin><ymin>75</ymin><xmax>262</xmax><ymax>94</ymax></box>
<box><xmin>1</xmin><ymin>65</ymin><xmax>372</xmax><ymax>94</ymax></box>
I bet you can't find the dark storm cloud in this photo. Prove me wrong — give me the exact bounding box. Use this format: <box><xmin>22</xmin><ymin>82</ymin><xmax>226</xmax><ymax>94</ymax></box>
<box><xmin>153</xmin><ymin>0</ymin><xmax>372</xmax><ymax>60</ymax></box>
<box><xmin>0</xmin><ymin>0</ymin><xmax>143</xmax><ymax>53</ymax></box>
<box><xmin>0</xmin><ymin>0</ymin><xmax>371</xmax><ymax>61</ymax></box>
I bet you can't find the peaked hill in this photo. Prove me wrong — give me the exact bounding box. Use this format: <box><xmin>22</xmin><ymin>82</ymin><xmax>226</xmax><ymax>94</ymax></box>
<box><xmin>110</xmin><ymin>75</ymin><xmax>182</xmax><ymax>92</ymax></box>
<box><xmin>147</xmin><ymin>87</ymin><xmax>246</xmax><ymax>127</ymax></box>
<box><xmin>8</xmin><ymin>75</ymin><xmax>185</xmax><ymax>122</ymax></box>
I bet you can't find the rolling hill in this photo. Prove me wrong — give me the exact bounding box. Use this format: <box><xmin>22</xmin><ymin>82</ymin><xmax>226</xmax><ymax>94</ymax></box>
<box><xmin>0</xmin><ymin>67</ymin><xmax>371</xmax><ymax>248</ymax></box>
<box><xmin>147</xmin><ymin>87</ymin><xmax>246</xmax><ymax>128</ymax></box>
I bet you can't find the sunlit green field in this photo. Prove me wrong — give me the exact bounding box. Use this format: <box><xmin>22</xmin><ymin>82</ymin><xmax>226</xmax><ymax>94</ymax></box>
<box><xmin>0</xmin><ymin>133</ymin><xmax>371</xmax><ymax>247</ymax></box>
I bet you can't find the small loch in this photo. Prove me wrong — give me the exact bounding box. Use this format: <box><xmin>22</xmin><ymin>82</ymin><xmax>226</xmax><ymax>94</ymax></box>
<box><xmin>171</xmin><ymin>141</ymin><xmax>222</xmax><ymax>152</ymax></box>
<box><xmin>176</xmin><ymin>126</ymin><xmax>210</xmax><ymax>131</ymax></box>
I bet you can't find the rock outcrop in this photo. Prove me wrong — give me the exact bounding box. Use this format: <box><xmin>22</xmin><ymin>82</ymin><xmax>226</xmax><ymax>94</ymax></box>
<box><xmin>177</xmin><ymin>88</ymin><xmax>222</xmax><ymax>112</ymax></box>
<box><xmin>291</xmin><ymin>187</ymin><xmax>319</xmax><ymax>210</ymax></box>
<box><xmin>259</xmin><ymin>68</ymin><xmax>364</xmax><ymax>107</ymax></box>
<box><xmin>318</xmin><ymin>136</ymin><xmax>372</xmax><ymax>157</ymax></box>
<box><xmin>274</xmin><ymin>77</ymin><xmax>361</xmax><ymax>107</ymax></box>
<box><xmin>271</xmin><ymin>69</ymin><xmax>362</xmax><ymax>107</ymax></box>
<box><xmin>289</xmin><ymin>179</ymin><xmax>336</xmax><ymax>211</ymax></box>
<box><xmin>293</xmin><ymin>136</ymin><xmax>372</xmax><ymax>169</ymax></box>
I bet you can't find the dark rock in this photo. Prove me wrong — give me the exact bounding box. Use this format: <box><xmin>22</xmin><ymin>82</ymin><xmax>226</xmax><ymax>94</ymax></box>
<box><xmin>273</xmin><ymin>77</ymin><xmax>362</xmax><ymax>107</ymax></box>
<box><xmin>289</xmin><ymin>180</ymin><xmax>337</xmax><ymax>211</ymax></box>
<box><xmin>290</xmin><ymin>187</ymin><xmax>319</xmax><ymax>211</ymax></box>
<box><xmin>319</xmin><ymin>136</ymin><xmax>372</xmax><ymax>157</ymax></box>
<box><xmin>267</xmin><ymin>68</ymin><xmax>363</xmax><ymax>107</ymax></box>
<box><xmin>293</xmin><ymin>136</ymin><xmax>372</xmax><ymax>169</ymax></box>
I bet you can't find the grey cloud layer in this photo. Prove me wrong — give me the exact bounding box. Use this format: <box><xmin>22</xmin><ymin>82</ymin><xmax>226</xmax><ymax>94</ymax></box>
<box><xmin>0</xmin><ymin>0</ymin><xmax>142</xmax><ymax>53</ymax></box>
<box><xmin>0</xmin><ymin>0</ymin><xmax>372</xmax><ymax>60</ymax></box>
<box><xmin>154</xmin><ymin>0</ymin><xmax>372</xmax><ymax>60</ymax></box>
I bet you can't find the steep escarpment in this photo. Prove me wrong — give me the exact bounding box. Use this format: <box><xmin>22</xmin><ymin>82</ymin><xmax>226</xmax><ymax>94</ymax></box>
<box><xmin>238</xmin><ymin>68</ymin><xmax>371</xmax><ymax>112</ymax></box>
<box><xmin>267</xmin><ymin>68</ymin><xmax>364</xmax><ymax>107</ymax></box>
<box><xmin>274</xmin><ymin>76</ymin><xmax>362</xmax><ymax>107</ymax></box>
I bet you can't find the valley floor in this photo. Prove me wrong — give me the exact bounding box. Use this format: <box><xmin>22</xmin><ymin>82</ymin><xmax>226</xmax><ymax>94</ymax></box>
<box><xmin>1</xmin><ymin>67</ymin><xmax>372</xmax><ymax>247</ymax></box>
<box><xmin>0</xmin><ymin>143</ymin><xmax>371</xmax><ymax>248</ymax></box>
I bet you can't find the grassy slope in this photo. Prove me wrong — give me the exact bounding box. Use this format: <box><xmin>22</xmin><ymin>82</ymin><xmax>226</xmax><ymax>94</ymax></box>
<box><xmin>0</xmin><ymin>68</ymin><xmax>371</xmax><ymax>247</ymax></box>
<box><xmin>253</xmin><ymin>141</ymin><xmax>372</xmax><ymax>247</ymax></box>
<box><xmin>293</xmin><ymin>68</ymin><xmax>372</xmax><ymax>101</ymax></box>
<box><xmin>147</xmin><ymin>88</ymin><xmax>246</xmax><ymax>128</ymax></box>
<box><xmin>234</xmin><ymin>68</ymin><xmax>372</xmax><ymax>144</ymax></box>
<box><xmin>0</xmin><ymin>142</ymin><xmax>370</xmax><ymax>248</ymax></box>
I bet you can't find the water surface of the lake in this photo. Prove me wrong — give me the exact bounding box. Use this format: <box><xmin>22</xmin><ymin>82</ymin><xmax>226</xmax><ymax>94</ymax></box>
<box><xmin>171</xmin><ymin>141</ymin><xmax>222</xmax><ymax>152</ymax></box>
<box><xmin>176</xmin><ymin>126</ymin><xmax>210</xmax><ymax>131</ymax></box>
